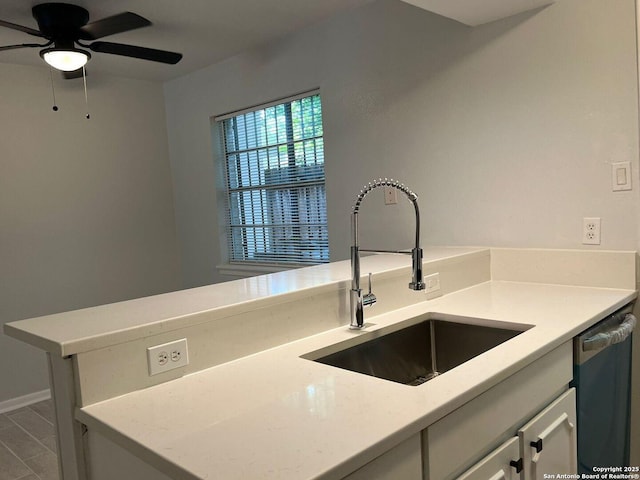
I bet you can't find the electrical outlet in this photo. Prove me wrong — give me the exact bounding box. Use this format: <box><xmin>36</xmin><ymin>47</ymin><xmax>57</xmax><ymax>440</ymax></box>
<box><xmin>582</xmin><ymin>217</ymin><xmax>601</xmax><ymax>245</ymax></box>
<box><xmin>424</xmin><ymin>272</ymin><xmax>441</xmax><ymax>297</ymax></box>
<box><xmin>384</xmin><ymin>186</ymin><xmax>398</xmax><ymax>205</ymax></box>
<box><xmin>147</xmin><ymin>338</ymin><xmax>189</xmax><ymax>376</ymax></box>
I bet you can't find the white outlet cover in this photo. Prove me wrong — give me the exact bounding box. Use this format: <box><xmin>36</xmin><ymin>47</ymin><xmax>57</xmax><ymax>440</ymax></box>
<box><xmin>582</xmin><ymin>217</ymin><xmax>601</xmax><ymax>245</ymax></box>
<box><xmin>384</xmin><ymin>186</ymin><xmax>398</xmax><ymax>205</ymax></box>
<box><xmin>147</xmin><ymin>338</ymin><xmax>189</xmax><ymax>376</ymax></box>
<box><xmin>424</xmin><ymin>272</ymin><xmax>442</xmax><ymax>299</ymax></box>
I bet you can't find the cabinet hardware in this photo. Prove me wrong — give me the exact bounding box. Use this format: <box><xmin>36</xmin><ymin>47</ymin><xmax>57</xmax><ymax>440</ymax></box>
<box><xmin>510</xmin><ymin>458</ymin><xmax>523</xmax><ymax>473</ymax></box>
<box><xmin>530</xmin><ymin>438</ymin><xmax>543</xmax><ymax>453</ymax></box>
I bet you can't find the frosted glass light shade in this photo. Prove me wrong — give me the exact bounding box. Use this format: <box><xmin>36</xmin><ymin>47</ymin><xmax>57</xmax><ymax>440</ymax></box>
<box><xmin>41</xmin><ymin>48</ymin><xmax>90</xmax><ymax>72</ymax></box>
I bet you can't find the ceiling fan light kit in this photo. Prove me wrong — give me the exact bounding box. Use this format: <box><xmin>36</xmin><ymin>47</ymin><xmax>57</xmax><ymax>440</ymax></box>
<box><xmin>0</xmin><ymin>2</ymin><xmax>183</xmax><ymax>73</ymax></box>
<box><xmin>40</xmin><ymin>46</ymin><xmax>90</xmax><ymax>71</ymax></box>
<box><xmin>0</xmin><ymin>2</ymin><xmax>183</xmax><ymax>115</ymax></box>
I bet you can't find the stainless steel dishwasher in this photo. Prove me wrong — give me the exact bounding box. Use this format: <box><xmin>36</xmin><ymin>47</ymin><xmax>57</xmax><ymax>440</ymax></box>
<box><xmin>572</xmin><ymin>304</ymin><xmax>636</xmax><ymax>474</ymax></box>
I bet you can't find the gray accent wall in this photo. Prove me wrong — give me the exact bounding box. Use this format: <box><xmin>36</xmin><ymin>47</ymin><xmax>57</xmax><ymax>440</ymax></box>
<box><xmin>0</xmin><ymin>63</ymin><xmax>181</xmax><ymax>403</ymax></box>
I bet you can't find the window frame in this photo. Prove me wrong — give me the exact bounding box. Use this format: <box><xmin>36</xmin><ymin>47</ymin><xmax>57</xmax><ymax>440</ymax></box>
<box><xmin>214</xmin><ymin>90</ymin><xmax>329</xmax><ymax>274</ymax></box>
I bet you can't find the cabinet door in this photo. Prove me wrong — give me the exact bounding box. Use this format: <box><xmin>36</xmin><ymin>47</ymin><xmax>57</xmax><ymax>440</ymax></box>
<box><xmin>426</xmin><ymin>342</ymin><xmax>573</xmax><ymax>480</ymax></box>
<box><xmin>456</xmin><ymin>437</ymin><xmax>522</xmax><ymax>480</ymax></box>
<box><xmin>518</xmin><ymin>388</ymin><xmax>577</xmax><ymax>480</ymax></box>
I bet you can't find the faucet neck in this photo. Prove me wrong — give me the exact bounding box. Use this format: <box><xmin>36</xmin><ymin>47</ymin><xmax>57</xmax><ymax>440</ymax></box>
<box><xmin>349</xmin><ymin>179</ymin><xmax>425</xmax><ymax>329</ymax></box>
<box><xmin>350</xmin><ymin>243</ymin><xmax>360</xmax><ymax>291</ymax></box>
<box><xmin>351</xmin><ymin>179</ymin><xmax>421</xmax><ymax>252</ymax></box>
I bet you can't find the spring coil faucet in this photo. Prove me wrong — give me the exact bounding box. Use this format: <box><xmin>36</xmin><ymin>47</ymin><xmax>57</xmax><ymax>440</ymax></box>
<box><xmin>350</xmin><ymin>178</ymin><xmax>425</xmax><ymax>329</ymax></box>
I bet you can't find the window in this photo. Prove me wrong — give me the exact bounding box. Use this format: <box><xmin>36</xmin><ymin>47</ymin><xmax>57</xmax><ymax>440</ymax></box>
<box><xmin>217</xmin><ymin>91</ymin><xmax>328</xmax><ymax>267</ymax></box>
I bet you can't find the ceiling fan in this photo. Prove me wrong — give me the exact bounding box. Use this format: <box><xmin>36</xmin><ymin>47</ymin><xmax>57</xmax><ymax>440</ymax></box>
<box><xmin>0</xmin><ymin>2</ymin><xmax>182</xmax><ymax>78</ymax></box>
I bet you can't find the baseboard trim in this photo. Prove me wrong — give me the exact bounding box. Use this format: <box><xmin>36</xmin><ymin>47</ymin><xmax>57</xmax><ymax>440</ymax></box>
<box><xmin>0</xmin><ymin>389</ymin><xmax>51</xmax><ymax>414</ymax></box>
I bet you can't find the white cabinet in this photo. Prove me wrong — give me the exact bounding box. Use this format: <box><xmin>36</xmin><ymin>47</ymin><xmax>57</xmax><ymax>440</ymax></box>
<box><xmin>456</xmin><ymin>388</ymin><xmax>577</xmax><ymax>480</ymax></box>
<box><xmin>457</xmin><ymin>437</ymin><xmax>521</xmax><ymax>480</ymax></box>
<box><xmin>425</xmin><ymin>342</ymin><xmax>573</xmax><ymax>480</ymax></box>
<box><xmin>519</xmin><ymin>388</ymin><xmax>577</xmax><ymax>480</ymax></box>
<box><xmin>86</xmin><ymin>431</ymin><xmax>173</xmax><ymax>480</ymax></box>
<box><xmin>344</xmin><ymin>344</ymin><xmax>576</xmax><ymax>480</ymax></box>
<box><xmin>423</xmin><ymin>342</ymin><xmax>575</xmax><ymax>480</ymax></box>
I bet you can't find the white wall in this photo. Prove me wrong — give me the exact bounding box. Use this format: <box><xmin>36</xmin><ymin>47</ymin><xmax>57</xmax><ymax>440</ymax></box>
<box><xmin>0</xmin><ymin>63</ymin><xmax>181</xmax><ymax>403</ymax></box>
<box><xmin>164</xmin><ymin>0</ymin><xmax>640</xmax><ymax>288</ymax></box>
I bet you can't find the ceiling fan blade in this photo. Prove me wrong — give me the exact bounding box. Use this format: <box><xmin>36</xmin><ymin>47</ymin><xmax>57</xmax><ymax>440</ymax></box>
<box><xmin>88</xmin><ymin>41</ymin><xmax>182</xmax><ymax>64</ymax></box>
<box><xmin>0</xmin><ymin>19</ymin><xmax>45</xmax><ymax>38</ymax></box>
<box><xmin>0</xmin><ymin>43</ymin><xmax>43</xmax><ymax>52</ymax></box>
<box><xmin>79</xmin><ymin>12</ymin><xmax>151</xmax><ymax>40</ymax></box>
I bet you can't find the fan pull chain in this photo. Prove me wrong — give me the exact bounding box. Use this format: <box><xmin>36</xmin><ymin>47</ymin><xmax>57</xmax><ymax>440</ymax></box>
<box><xmin>49</xmin><ymin>67</ymin><xmax>58</xmax><ymax>112</ymax></box>
<box><xmin>82</xmin><ymin>66</ymin><xmax>90</xmax><ymax>119</ymax></box>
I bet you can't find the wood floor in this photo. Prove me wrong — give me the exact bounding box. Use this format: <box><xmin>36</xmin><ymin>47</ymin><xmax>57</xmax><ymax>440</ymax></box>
<box><xmin>0</xmin><ymin>400</ymin><xmax>59</xmax><ymax>480</ymax></box>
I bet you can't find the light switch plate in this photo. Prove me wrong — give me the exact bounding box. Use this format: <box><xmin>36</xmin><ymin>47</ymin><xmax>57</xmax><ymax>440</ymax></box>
<box><xmin>612</xmin><ymin>162</ymin><xmax>631</xmax><ymax>191</ymax></box>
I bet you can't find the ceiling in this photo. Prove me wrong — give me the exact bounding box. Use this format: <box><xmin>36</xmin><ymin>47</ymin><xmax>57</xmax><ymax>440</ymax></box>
<box><xmin>0</xmin><ymin>0</ymin><xmax>371</xmax><ymax>82</ymax></box>
<box><xmin>399</xmin><ymin>0</ymin><xmax>554</xmax><ymax>26</ymax></box>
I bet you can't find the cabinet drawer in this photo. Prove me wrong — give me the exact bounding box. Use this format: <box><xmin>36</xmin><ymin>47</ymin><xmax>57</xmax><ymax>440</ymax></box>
<box><xmin>425</xmin><ymin>341</ymin><xmax>573</xmax><ymax>480</ymax></box>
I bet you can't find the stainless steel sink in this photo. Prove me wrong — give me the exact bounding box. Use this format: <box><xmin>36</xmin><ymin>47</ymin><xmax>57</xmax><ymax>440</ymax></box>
<box><xmin>303</xmin><ymin>316</ymin><xmax>531</xmax><ymax>386</ymax></box>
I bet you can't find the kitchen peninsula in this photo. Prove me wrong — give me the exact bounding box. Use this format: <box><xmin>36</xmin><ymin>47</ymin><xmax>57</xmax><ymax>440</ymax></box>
<box><xmin>4</xmin><ymin>247</ymin><xmax>637</xmax><ymax>479</ymax></box>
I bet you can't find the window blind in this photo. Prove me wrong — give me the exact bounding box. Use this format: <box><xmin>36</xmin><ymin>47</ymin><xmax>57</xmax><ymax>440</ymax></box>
<box><xmin>219</xmin><ymin>92</ymin><xmax>329</xmax><ymax>266</ymax></box>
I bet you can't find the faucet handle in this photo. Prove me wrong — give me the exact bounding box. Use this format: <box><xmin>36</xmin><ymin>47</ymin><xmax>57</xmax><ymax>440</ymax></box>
<box><xmin>363</xmin><ymin>273</ymin><xmax>377</xmax><ymax>307</ymax></box>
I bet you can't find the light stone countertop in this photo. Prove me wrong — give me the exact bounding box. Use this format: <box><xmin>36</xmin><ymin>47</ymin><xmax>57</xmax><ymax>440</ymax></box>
<box><xmin>4</xmin><ymin>246</ymin><xmax>487</xmax><ymax>356</ymax></box>
<box><xmin>77</xmin><ymin>279</ymin><xmax>636</xmax><ymax>480</ymax></box>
